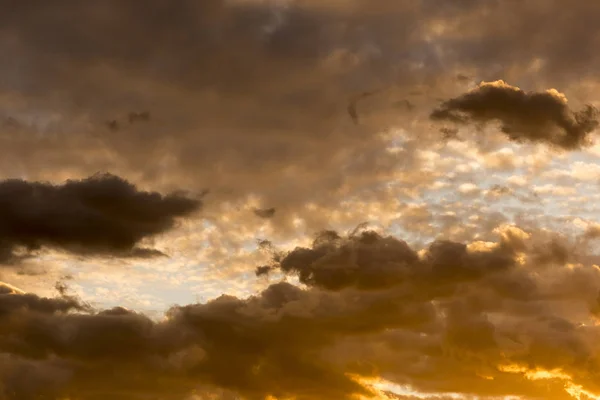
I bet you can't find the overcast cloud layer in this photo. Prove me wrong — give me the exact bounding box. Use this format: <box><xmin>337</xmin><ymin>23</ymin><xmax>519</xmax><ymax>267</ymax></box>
<box><xmin>2</xmin><ymin>0</ymin><xmax>600</xmax><ymax>399</ymax></box>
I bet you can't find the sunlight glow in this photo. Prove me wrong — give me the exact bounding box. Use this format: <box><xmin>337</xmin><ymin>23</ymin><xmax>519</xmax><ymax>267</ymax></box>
<box><xmin>354</xmin><ymin>376</ymin><xmax>467</xmax><ymax>400</ymax></box>
<box><xmin>499</xmin><ymin>364</ymin><xmax>600</xmax><ymax>400</ymax></box>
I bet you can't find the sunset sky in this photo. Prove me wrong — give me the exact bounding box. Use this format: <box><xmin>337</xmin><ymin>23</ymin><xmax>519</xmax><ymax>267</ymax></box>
<box><xmin>3</xmin><ymin>1</ymin><xmax>600</xmax><ymax>399</ymax></box>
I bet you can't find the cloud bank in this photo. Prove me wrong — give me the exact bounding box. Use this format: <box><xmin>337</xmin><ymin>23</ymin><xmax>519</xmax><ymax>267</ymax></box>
<box><xmin>2</xmin><ymin>227</ymin><xmax>600</xmax><ymax>399</ymax></box>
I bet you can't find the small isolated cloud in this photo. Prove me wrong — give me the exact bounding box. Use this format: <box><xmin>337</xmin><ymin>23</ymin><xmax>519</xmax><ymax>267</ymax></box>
<box><xmin>253</xmin><ymin>207</ymin><xmax>276</xmax><ymax>219</ymax></box>
<box><xmin>431</xmin><ymin>80</ymin><xmax>599</xmax><ymax>149</ymax></box>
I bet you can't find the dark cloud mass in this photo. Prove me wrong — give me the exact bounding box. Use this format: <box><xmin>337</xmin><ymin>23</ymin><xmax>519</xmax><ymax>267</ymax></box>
<box><xmin>431</xmin><ymin>81</ymin><xmax>600</xmax><ymax>149</ymax></box>
<box><xmin>2</xmin><ymin>228</ymin><xmax>600</xmax><ymax>399</ymax></box>
<box><xmin>0</xmin><ymin>173</ymin><xmax>200</xmax><ymax>263</ymax></box>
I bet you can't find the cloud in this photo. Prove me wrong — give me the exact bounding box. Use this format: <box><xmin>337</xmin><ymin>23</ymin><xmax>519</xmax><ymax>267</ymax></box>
<box><xmin>253</xmin><ymin>207</ymin><xmax>276</xmax><ymax>219</ymax></box>
<box><xmin>2</xmin><ymin>226</ymin><xmax>600</xmax><ymax>399</ymax></box>
<box><xmin>259</xmin><ymin>228</ymin><xmax>518</xmax><ymax>292</ymax></box>
<box><xmin>0</xmin><ymin>1</ymin><xmax>599</xmax><ymax>206</ymax></box>
<box><xmin>5</xmin><ymin>2</ymin><xmax>600</xmax><ymax>399</ymax></box>
<box><xmin>2</xmin><ymin>0</ymin><xmax>600</xmax><ymax>237</ymax></box>
<box><xmin>0</xmin><ymin>173</ymin><xmax>200</xmax><ymax>263</ymax></box>
<box><xmin>0</xmin><ymin>281</ymin><xmax>378</xmax><ymax>399</ymax></box>
<box><xmin>431</xmin><ymin>81</ymin><xmax>599</xmax><ymax>149</ymax></box>
<box><xmin>0</xmin><ymin>0</ymin><xmax>451</xmax><ymax>225</ymax></box>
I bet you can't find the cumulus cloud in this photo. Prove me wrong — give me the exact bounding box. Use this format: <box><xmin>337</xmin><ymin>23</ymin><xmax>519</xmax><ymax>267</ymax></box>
<box><xmin>431</xmin><ymin>81</ymin><xmax>599</xmax><ymax>149</ymax></box>
<box><xmin>259</xmin><ymin>229</ymin><xmax>517</xmax><ymax>292</ymax></box>
<box><xmin>0</xmin><ymin>173</ymin><xmax>200</xmax><ymax>263</ymax></box>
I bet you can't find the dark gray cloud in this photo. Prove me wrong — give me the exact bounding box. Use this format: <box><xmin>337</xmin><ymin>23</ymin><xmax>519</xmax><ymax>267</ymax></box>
<box><xmin>0</xmin><ymin>173</ymin><xmax>200</xmax><ymax>263</ymax></box>
<box><xmin>431</xmin><ymin>81</ymin><xmax>599</xmax><ymax>149</ymax></box>
<box><xmin>261</xmin><ymin>229</ymin><xmax>516</xmax><ymax>291</ymax></box>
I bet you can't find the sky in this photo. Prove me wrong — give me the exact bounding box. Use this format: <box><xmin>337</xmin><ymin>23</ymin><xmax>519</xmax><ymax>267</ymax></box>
<box><xmin>3</xmin><ymin>0</ymin><xmax>600</xmax><ymax>399</ymax></box>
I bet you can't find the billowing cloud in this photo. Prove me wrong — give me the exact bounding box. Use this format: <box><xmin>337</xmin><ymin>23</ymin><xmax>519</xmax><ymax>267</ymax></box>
<box><xmin>259</xmin><ymin>229</ymin><xmax>516</xmax><ymax>291</ymax></box>
<box><xmin>2</xmin><ymin>227</ymin><xmax>600</xmax><ymax>399</ymax></box>
<box><xmin>431</xmin><ymin>81</ymin><xmax>599</xmax><ymax>149</ymax></box>
<box><xmin>0</xmin><ymin>173</ymin><xmax>200</xmax><ymax>263</ymax></box>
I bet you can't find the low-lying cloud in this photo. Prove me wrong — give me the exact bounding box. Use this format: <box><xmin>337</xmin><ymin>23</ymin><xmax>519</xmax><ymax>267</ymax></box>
<box><xmin>2</xmin><ymin>226</ymin><xmax>600</xmax><ymax>399</ymax></box>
